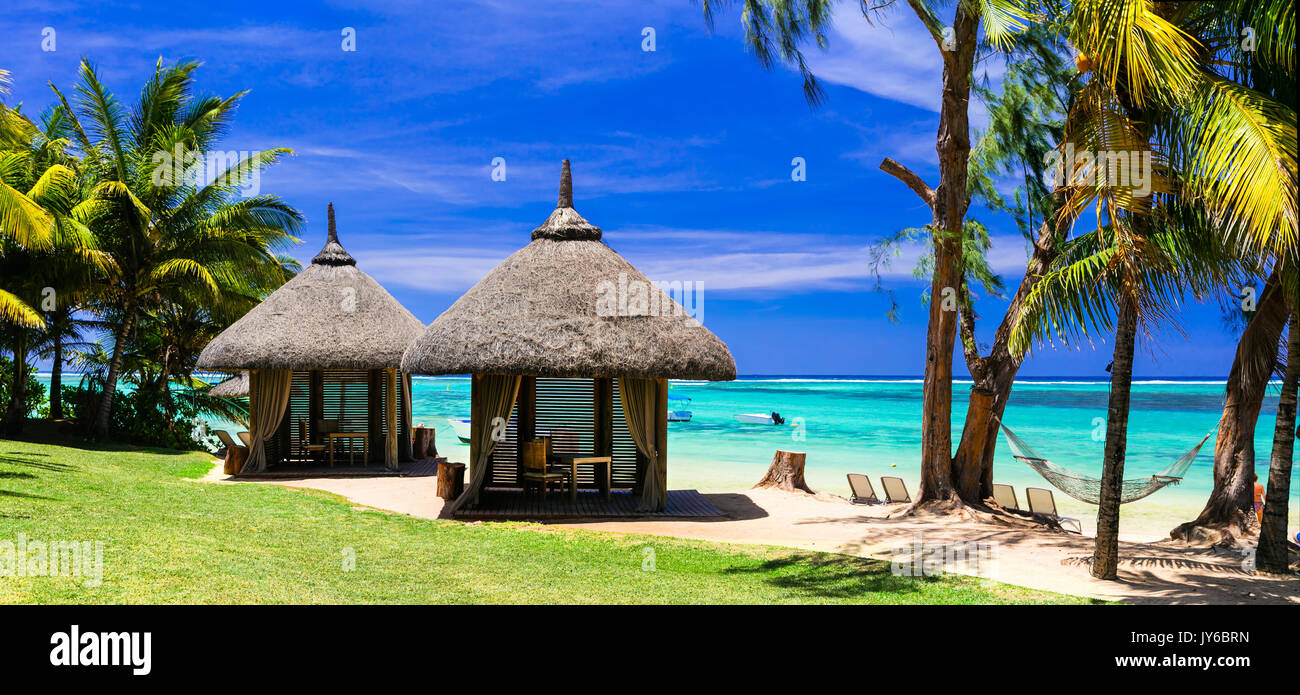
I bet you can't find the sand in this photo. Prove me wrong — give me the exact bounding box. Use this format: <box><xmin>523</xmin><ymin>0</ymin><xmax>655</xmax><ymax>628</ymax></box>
<box><xmin>199</xmin><ymin>461</ymin><xmax>1299</xmax><ymax>604</ymax></box>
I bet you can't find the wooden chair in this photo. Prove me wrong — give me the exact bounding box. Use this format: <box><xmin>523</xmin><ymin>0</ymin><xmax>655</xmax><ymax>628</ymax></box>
<box><xmin>520</xmin><ymin>437</ymin><xmax>567</xmax><ymax>499</ymax></box>
<box><xmin>297</xmin><ymin>420</ymin><xmax>327</xmax><ymax>465</ymax></box>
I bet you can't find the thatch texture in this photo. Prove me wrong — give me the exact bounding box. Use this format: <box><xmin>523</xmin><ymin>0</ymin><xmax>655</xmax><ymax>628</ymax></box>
<box><xmin>197</xmin><ymin>204</ymin><xmax>426</xmax><ymax>371</ymax></box>
<box><xmin>208</xmin><ymin>372</ymin><xmax>249</xmax><ymax>398</ymax></box>
<box><xmin>402</xmin><ymin>161</ymin><xmax>736</xmax><ymax>381</ymax></box>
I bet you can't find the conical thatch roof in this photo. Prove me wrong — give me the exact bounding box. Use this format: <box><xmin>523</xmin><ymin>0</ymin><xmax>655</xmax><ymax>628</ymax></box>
<box><xmin>208</xmin><ymin>372</ymin><xmax>249</xmax><ymax>397</ymax></box>
<box><xmin>197</xmin><ymin>204</ymin><xmax>426</xmax><ymax>371</ymax></box>
<box><xmin>401</xmin><ymin>161</ymin><xmax>736</xmax><ymax>381</ymax></box>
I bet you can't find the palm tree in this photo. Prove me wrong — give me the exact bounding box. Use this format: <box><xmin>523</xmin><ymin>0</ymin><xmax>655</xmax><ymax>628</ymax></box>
<box><xmin>49</xmin><ymin>59</ymin><xmax>302</xmax><ymax>439</ymax></box>
<box><xmin>0</xmin><ymin>100</ymin><xmax>107</xmax><ymax>435</ymax></box>
<box><xmin>1258</xmin><ymin>305</ymin><xmax>1299</xmax><ymax>572</ymax></box>
<box><xmin>32</xmin><ymin>302</ymin><xmax>96</xmax><ymax>420</ymax></box>
<box><xmin>1010</xmin><ymin>0</ymin><xmax>1295</xmax><ymax>578</ymax></box>
<box><xmin>700</xmin><ymin>0</ymin><xmax>1036</xmax><ymax>508</ymax></box>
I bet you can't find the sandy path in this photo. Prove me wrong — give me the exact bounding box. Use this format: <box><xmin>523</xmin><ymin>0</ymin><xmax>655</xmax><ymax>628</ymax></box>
<box><xmin>199</xmin><ymin>461</ymin><xmax>1298</xmax><ymax>604</ymax></box>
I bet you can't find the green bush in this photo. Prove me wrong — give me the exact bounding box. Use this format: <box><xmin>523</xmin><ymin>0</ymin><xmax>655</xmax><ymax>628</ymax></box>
<box><xmin>57</xmin><ymin>384</ymin><xmax>214</xmax><ymax>451</ymax></box>
<box><xmin>0</xmin><ymin>356</ymin><xmax>46</xmax><ymax>418</ymax></box>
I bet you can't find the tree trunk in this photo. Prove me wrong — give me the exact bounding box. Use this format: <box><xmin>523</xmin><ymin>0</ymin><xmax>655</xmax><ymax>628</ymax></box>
<box><xmin>754</xmin><ymin>450</ymin><xmax>814</xmax><ymax>494</ymax></box>
<box><xmin>49</xmin><ymin>337</ymin><xmax>63</xmax><ymax>420</ymax></box>
<box><xmin>2</xmin><ymin>332</ymin><xmax>29</xmax><ymax>436</ymax></box>
<box><xmin>1257</xmin><ymin>311</ymin><xmax>1298</xmax><ymax>573</ymax></box>
<box><xmin>93</xmin><ymin>299</ymin><xmax>135</xmax><ymax>440</ymax></box>
<box><xmin>1171</xmin><ymin>269</ymin><xmax>1289</xmax><ymax>541</ymax></box>
<box><xmin>1092</xmin><ymin>293</ymin><xmax>1138</xmax><ymax>580</ymax></box>
<box><xmin>913</xmin><ymin>10</ymin><xmax>979</xmax><ymax>507</ymax></box>
<box><xmin>953</xmin><ymin>219</ymin><xmax>1061</xmax><ymax>503</ymax></box>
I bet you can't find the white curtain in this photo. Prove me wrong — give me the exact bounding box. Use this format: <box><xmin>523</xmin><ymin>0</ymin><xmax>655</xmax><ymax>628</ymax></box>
<box><xmin>619</xmin><ymin>377</ymin><xmax>665</xmax><ymax>511</ymax></box>
<box><xmin>446</xmin><ymin>374</ymin><xmax>521</xmax><ymax>513</ymax></box>
<box><xmin>244</xmin><ymin>369</ymin><xmax>292</xmax><ymax>473</ymax></box>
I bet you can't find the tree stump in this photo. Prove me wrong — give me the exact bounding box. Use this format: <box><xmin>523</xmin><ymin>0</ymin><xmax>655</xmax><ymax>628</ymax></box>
<box><xmin>437</xmin><ymin>462</ymin><xmax>466</xmax><ymax>500</ymax></box>
<box><xmin>754</xmin><ymin>450</ymin><xmax>814</xmax><ymax>494</ymax></box>
<box><xmin>224</xmin><ymin>447</ymin><xmax>248</xmax><ymax>475</ymax></box>
<box><xmin>413</xmin><ymin>426</ymin><xmax>435</xmax><ymax>459</ymax></box>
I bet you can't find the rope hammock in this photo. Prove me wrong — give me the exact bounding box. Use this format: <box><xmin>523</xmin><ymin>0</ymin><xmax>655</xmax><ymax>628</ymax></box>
<box><xmin>997</xmin><ymin>421</ymin><xmax>1215</xmax><ymax>505</ymax></box>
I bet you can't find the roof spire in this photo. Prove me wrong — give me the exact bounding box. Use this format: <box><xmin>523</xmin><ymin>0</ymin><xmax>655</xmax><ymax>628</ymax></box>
<box><xmin>558</xmin><ymin>159</ymin><xmax>573</xmax><ymax>208</ymax></box>
<box><xmin>312</xmin><ymin>202</ymin><xmax>356</xmax><ymax>266</ymax></box>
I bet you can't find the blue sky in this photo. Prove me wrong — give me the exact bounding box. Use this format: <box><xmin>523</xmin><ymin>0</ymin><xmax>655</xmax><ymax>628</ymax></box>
<box><xmin>2</xmin><ymin>0</ymin><xmax>1246</xmax><ymax>376</ymax></box>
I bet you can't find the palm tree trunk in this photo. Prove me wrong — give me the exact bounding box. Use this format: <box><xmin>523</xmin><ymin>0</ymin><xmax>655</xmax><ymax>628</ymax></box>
<box><xmin>49</xmin><ymin>336</ymin><xmax>64</xmax><ymax>420</ymax></box>
<box><xmin>1172</xmin><ymin>268</ymin><xmax>1289</xmax><ymax>541</ymax></box>
<box><xmin>1093</xmin><ymin>292</ymin><xmax>1138</xmax><ymax>580</ymax></box>
<box><xmin>1257</xmin><ymin>311</ymin><xmax>1298</xmax><ymax>573</ymax></box>
<box><xmin>93</xmin><ymin>298</ymin><xmax>136</xmax><ymax>439</ymax></box>
<box><xmin>914</xmin><ymin>9</ymin><xmax>978</xmax><ymax>506</ymax></box>
<box><xmin>3</xmin><ymin>331</ymin><xmax>30</xmax><ymax>436</ymax></box>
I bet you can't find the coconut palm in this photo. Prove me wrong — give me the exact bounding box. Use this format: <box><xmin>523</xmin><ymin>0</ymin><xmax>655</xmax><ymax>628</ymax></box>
<box><xmin>0</xmin><ymin>100</ymin><xmax>109</xmax><ymax>434</ymax></box>
<box><xmin>1011</xmin><ymin>0</ymin><xmax>1295</xmax><ymax>578</ymax></box>
<box><xmin>49</xmin><ymin>58</ymin><xmax>302</xmax><ymax>439</ymax></box>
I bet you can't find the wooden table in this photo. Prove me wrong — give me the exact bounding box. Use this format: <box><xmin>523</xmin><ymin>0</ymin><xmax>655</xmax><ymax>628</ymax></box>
<box><xmin>328</xmin><ymin>432</ymin><xmax>368</xmax><ymax>467</ymax></box>
<box><xmin>552</xmin><ymin>455</ymin><xmax>613</xmax><ymax>501</ymax></box>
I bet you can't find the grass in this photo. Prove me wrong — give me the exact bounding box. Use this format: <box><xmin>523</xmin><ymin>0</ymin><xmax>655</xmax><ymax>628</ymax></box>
<box><xmin>0</xmin><ymin>434</ymin><xmax>1100</xmax><ymax>604</ymax></box>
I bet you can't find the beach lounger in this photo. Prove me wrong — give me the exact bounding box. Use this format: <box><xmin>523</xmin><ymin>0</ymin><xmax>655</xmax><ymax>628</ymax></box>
<box><xmin>1025</xmin><ymin>487</ymin><xmax>1082</xmax><ymax>533</ymax></box>
<box><xmin>992</xmin><ymin>483</ymin><xmax>1019</xmax><ymax>511</ymax></box>
<box><xmin>215</xmin><ymin>430</ymin><xmax>248</xmax><ymax>475</ymax></box>
<box><xmin>846</xmin><ymin>474</ymin><xmax>880</xmax><ymax>504</ymax></box>
<box><xmin>237</xmin><ymin>431</ymin><xmax>252</xmax><ymax>447</ymax></box>
<box><xmin>880</xmin><ymin>476</ymin><xmax>911</xmax><ymax>503</ymax></box>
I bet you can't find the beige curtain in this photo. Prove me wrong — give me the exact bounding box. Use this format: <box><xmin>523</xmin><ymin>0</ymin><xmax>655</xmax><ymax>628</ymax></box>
<box><xmin>401</xmin><ymin>373</ymin><xmax>414</xmax><ymax>460</ymax></box>
<box><xmin>446</xmin><ymin>373</ymin><xmax>521</xmax><ymax>513</ymax></box>
<box><xmin>619</xmin><ymin>377</ymin><xmax>665</xmax><ymax>511</ymax></box>
<box><xmin>244</xmin><ymin>369</ymin><xmax>293</xmax><ymax>473</ymax></box>
<box><xmin>384</xmin><ymin>369</ymin><xmax>399</xmax><ymax>470</ymax></box>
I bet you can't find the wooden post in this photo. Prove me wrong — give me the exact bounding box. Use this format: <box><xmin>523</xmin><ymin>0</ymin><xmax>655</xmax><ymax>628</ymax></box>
<box><xmin>384</xmin><ymin>368</ymin><xmax>398</xmax><ymax>470</ymax></box>
<box><xmin>754</xmin><ymin>450</ymin><xmax>814</xmax><ymax>494</ymax></box>
<box><xmin>309</xmin><ymin>370</ymin><xmax>323</xmax><ymax>445</ymax></box>
<box><xmin>595</xmin><ymin>378</ymin><xmax>613</xmax><ymax>490</ymax></box>
<box><xmin>368</xmin><ymin>370</ymin><xmax>382</xmax><ymax>465</ymax></box>
<box><xmin>398</xmin><ymin>372</ymin><xmax>412</xmax><ymax>462</ymax></box>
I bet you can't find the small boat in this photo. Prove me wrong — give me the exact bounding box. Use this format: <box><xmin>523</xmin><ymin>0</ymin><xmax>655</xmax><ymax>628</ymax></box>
<box><xmin>667</xmin><ymin>396</ymin><xmax>692</xmax><ymax>422</ymax></box>
<box><xmin>448</xmin><ymin>417</ymin><xmax>472</xmax><ymax>443</ymax></box>
<box><xmin>734</xmin><ymin>411</ymin><xmax>787</xmax><ymax>425</ymax></box>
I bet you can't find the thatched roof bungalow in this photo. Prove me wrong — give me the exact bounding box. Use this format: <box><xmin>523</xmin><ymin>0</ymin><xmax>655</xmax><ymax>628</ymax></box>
<box><xmin>197</xmin><ymin>205</ymin><xmax>426</xmax><ymax>473</ymax></box>
<box><xmin>207</xmin><ymin>372</ymin><xmax>249</xmax><ymax>398</ymax></box>
<box><xmin>403</xmin><ymin>161</ymin><xmax>735</xmax><ymax>513</ymax></box>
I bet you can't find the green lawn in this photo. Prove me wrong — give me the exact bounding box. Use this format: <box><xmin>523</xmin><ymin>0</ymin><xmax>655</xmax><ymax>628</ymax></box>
<box><xmin>0</xmin><ymin>435</ymin><xmax>1098</xmax><ymax>604</ymax></box>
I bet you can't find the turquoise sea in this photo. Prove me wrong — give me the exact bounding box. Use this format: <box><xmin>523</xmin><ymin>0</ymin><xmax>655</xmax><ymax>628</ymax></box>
<box><xmin>32</xmin><ymin>374</ymin><xmax>1300</xmax><ymax>539</ymax></box>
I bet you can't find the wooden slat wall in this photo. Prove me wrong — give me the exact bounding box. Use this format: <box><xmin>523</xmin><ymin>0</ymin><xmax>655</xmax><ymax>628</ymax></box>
<box><xmin>487</xmin><ymin>377</ymin><xmax>639</xmax><ymax>489</ymax></box>
<box><xmin>275</xmin><ymin>368</ymin><xmax>407</xmax><ymax>468</ymax></box>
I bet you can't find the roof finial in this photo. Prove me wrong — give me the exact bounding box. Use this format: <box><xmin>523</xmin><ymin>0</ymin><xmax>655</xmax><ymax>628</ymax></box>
<box><xmin>558</xmin><ymin>159</ymin><xmax>573</xmax><ymax>208</ymax></box>
<box><xmin>313</xmin><ymin>202</ymin><xmax>356</xmax><ymax>266</ymax></box>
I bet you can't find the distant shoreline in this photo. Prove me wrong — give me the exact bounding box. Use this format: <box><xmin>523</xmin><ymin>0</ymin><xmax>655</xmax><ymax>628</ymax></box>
<box><xmin>42</xmin><ymin>372</ymin><xmax>1238</xmax><ymax>385</ymax></box>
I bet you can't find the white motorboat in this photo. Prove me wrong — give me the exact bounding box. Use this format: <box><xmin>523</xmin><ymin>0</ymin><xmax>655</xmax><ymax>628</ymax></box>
<box><xmin>733</xmin><ymin>411</ymin><xmax>787</xmax><ymax>425</ymax></box>
<box><xmin>448</xmin><ymin>417</ymin><xmax>472</xmax><ymax>443</ymax></box>
<box><xmin>667</xmin><ymin>396</ymin><xmax>692</xmax><ymax>422</ymax></box>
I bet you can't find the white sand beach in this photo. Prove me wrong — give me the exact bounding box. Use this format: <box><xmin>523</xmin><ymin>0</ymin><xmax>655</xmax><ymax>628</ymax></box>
<box><xmin>201</xmin><ymin>461</ymin><xmax>1300</xmax><ymax>605</ymax></box>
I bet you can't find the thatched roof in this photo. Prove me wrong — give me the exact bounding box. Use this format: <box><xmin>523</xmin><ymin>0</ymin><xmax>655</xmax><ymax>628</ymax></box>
<box><xmin>401</xmin><ymin>161</ymin><xmax>736</xmax><ymax>381</ymax></box>
<box><xmin>208</xmin><ymin>372</ymin><xmax>249</xmax><ymax>398</ymax></box>
<box><xmin>197</xmin><ymin>204</ymin><xmax>426</xmax><ymax>371</ymax></box>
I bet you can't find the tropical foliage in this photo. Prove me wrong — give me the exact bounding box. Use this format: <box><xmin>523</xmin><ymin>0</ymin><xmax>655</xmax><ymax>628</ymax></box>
<box><xmin>0</xmin><ymin>60</ymin><xmax>299</xmax><ymax>448</ymax></box>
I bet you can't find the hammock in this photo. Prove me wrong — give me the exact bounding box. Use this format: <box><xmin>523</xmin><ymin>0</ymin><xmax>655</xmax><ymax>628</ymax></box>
<box><xmin>997</xmin><ymin>422</ymin><xmax>1214</xmax><ymax>505</ymax></box>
